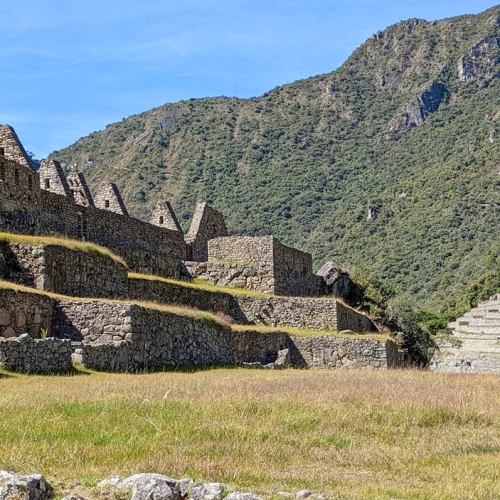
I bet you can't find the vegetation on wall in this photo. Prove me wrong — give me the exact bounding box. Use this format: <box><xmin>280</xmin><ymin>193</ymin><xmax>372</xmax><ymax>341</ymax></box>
<box><xmin>52</xmin><ymin>6</ymin><xmax>500</xmax><ymax>313</ymax></box>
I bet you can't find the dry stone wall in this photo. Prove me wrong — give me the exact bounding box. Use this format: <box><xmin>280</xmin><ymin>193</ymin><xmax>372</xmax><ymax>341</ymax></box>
<box><xmin>0</xmin><ymin>334</ymin><xmax>72</xmax><ymax>373</ymax></box>
<box><xmin>0</xmin><ymin>285</ymin><xmax>400</xmax><ymax>372</ymax></box>
<box><xmin>0</xmin><ymin>287</ymin><xmax>53</xmax><ymax>339</ymax></box>
<box><xmin>0</xmin><ymin>156</ymin><xmax>40</xmax><ymax>235</ymax></box>
<box><xmin>289</xmin><ymin>336</ymin><xmax>400</xmax><ymax>370</ymax></box>
<box><xmin>1</xmin><ymin>242</ymin><xmax>128</xmax><ymax>298</ymax></box>
<box><xmin>185</xmin><ymin>203</ymin><xmax>229</xmax><ymax>261</ymax></box>
<box><xmin>54</xmin><ymin>300</ymin><xmax>235</xmax><ymax>371</ymax></box>
<box><xmin>208</xmin><ymin>236</ymin><xmax>274</xmax><ymax>263</ymax></box>
<box><xmin>93</xmin><ymin>182</ymin><xmax>129</xmax><ymax>216</ymax></box>
<box><xmin>150</xmin><ymin>201</ymin><xmax>182</xmax><ymax>231</ymax></box>
<box><xmin>67</xmin><ymin>172</ymin><xmax>94</xmax><ymax>207</ymax></box>
<box><xmin>128</xmin><ymin>276</ymin><xmax>233</xmax><ymax>313</ymax></box>
<box><xmin>187</xmin><ymin>261</ymin><xmax>276</xmax><ymax>294</ymax></box>
<box><xmin>204</xmin><ymin>236</ymin><xmax>323</xmax><ymax>296</ymax></box>
<box><xmin>39</xmin><ymin>190</ymin><xmax>189</xmax><ymax>277</ymax></box>
<box><xmin>38</xmin><ymin>160</ymin><xmax>73</xmax><ymax>198</ymax></box>
<box><xmin>233</xmin><ymin>296</ymin><xmax>376</xmax><ymax>332</ymax></box>
<box><xmin>0</xmin><ymin>126</ymin><xmax>33</xmax><ymax>168</ymax></box>
<box><xmin>233</xmin><ymin>329</ymin><xmax>402</xmax><ymax>369</ymax></box>
<box><xmin>128</xmin><ymin>276</ymin><xmax>376</xmax><ymax>333</ymax></box>
<box><xmin>233</xmin><ymin>330</ymin><xmax>289</xmax><ymax>364</ymax></box>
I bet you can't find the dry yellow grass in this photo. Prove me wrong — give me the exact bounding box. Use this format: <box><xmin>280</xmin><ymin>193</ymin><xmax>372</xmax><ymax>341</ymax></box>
<box><xmin>0</xmin><ymin>232</ymin><xmax>126</xmax><ymax>266</ymax></box>
<box><xmin>0</xmin><ymin>369</ymin><xmax>499</xmax><ymax>499</ymax></box>
<box><xmin>129</xmin><ymin>272</ymin><xmax>272</xmax><ymax>298</ymax></box>
<box><xmin>232</xmin><ymin>324</ymin><xmax>389</xmax><ymax>341</ymax></box>
<box><xmin>0</xmin><ymin>280</ymin><xmax>227</xmax><ymax>326</ymax></box>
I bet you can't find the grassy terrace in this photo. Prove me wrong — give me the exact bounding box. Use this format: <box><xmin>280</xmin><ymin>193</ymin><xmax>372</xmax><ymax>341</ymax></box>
<box><xmin>0</xmin><ymin>232</ymin><xmax>126</xmax><ymax>266</ymax></box>
<box><xmin>129</xmin><ymin>272</ymin><xmax>275</xmax><ymax>298</ymax></box>
<box><xmin>0</xmin><ymin>280</ymin><xmax>379</xmax><ymax>339</ymax></box>
<box><xmin>0</xmin><ymin>369</ymin><xmax>499</xmax><ymax>500</ymax></box>
<box><xmin>0</xmin><ymin>280</ymin><xmax>227</xmax><ymax>327</ymax></box>
<box><xmin>232</xmin><ymin>324</ymin><xmax>389</xmax><ymax>341</ymax></box>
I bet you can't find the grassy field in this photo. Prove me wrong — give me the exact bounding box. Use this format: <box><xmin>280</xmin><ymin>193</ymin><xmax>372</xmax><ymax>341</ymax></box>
<box><xmin>1</xmin><ymin>368</ymin><xmax>499</xmax><ymax>499</ymax></box>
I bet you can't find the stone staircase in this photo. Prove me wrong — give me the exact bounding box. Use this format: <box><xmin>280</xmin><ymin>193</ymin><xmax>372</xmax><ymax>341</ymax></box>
<box><xmin>430</xmin><ymin>294</ymin><xmax>500</xmax><ymax>373</ymax></box>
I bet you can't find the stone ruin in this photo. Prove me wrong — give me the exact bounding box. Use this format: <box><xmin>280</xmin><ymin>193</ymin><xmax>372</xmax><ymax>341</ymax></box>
<box><xmin>0</xmin><ymin>124</ymin><xmax>351</xmax><ymax>296</ymax></box>
<box><xmin>0</xmin><ymin>124</ymin><xmax>403</xmax><ymax>374</ymax></box>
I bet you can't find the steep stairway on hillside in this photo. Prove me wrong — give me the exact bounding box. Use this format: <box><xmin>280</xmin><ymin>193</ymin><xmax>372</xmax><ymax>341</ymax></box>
<box><xmin>431</xmin><ymin>295</ymin><xmax>500</xmax><ymax>373</ymax></box>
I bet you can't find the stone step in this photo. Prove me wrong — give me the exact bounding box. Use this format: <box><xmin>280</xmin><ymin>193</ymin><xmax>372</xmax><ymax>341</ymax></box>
<box><xmin>431</xmin><ymin>349</ymin><xmax>500</xmax><ymax>373</ymax></box>
<box><xmin>451</xmin><ymin>324</ymin><xmax>500</xmax><ymax>335</ymax></box>
<box><xmin>456</xmin><ymin>319</ymin><xmax>500</xmax><ymax>328</ymax></box>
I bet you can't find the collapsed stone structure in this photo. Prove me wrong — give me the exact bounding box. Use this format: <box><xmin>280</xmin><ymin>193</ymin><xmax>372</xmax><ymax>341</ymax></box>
<box><xmin>0</xmin><ymin>124</ymin><xmax>403</xmax><ymax>373</ymax></box>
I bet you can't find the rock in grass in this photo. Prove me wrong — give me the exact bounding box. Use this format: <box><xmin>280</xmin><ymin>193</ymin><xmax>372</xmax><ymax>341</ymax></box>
<box><xmin>119</xmin><ymin>473</ymin><xmax>182</xmax><ymax>500</ymax></box>
<box><xmin>97</xmin><ymin>475</ymin><xmax>121</xmax><ymax>488</ymax></box>
<box><xmin>225</xmin><ymin>493</ymin><xmax>262</xmax><ymax>500</ymax></box>
<box><xmin>296</xmin><ymin>491</ymin><xmax>313</xmax><ymax>499</ymax></box>
<box><xmin>0</xmin><ymin>471</ymin><xmax>53</xmax><ymax>500</ymax></box>
<box><xmin>190</xmin><ymin>482</ymin><xmax>227</xmax><ymax>500</ymax></box>
<box><xmin>177</xmin><ymin>478</ymin><xmax>195</xmax><ymax>497</ymax></box>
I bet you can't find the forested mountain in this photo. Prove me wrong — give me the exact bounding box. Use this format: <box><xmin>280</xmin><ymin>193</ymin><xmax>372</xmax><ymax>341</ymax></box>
<box><xmin>52</xmin><ymin>5</ymin><xmax>500</xmax><ymax>310</ymax></box>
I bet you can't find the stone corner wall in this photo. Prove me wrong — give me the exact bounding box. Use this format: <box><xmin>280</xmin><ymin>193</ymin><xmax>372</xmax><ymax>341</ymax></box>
<box><xmin>0</xmin><ymin>287</ymin><xmax>53</xmax><ymax>339</ymax></box>
<box><xmin>288</xmin><ymin>335</ymin><xmax>392</xmax><ymax>370</ymax></box>
<box><xmin>272</xmin><ymin>239</ymin><xmax>321</xmax><ymax>297</ymax></box>
<box><xmin>0</xmin><ymin>334</ymin><xmax>72</xmax><ymax>373</ymax></box>
<box><xmin>2</xmin><ymin>242</ymin><xmax>129</xmax><ymax>299</ymax></box>
<box><xmin>186</xmin><ymin>204</ymin><xmax>229</xmax><ymax>261</ymax></box>
<box><xmin>0</xmin><ymin>156</ymin><xmax>41</xmax><ymax>235</ymax></box>
<box><xmin>335</xmin><ymin>301</ymin><xmax>377</xmax><ymax>333</ymax></box>
<box><xmin>53</xmin><ymin>299</ymin><xmax>236</xmax><ymax>371</ymax></box>
<box><xmin>208</xmin><ymin>236</ymin><xmax>274</xmax><ymax>264</ymax></box>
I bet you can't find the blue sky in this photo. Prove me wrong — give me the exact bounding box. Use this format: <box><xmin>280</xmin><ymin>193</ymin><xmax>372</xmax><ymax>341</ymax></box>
<box><xmin>1</xmin><ymin>1</ymin><xmax>498</xmax><ymax>158</ymax></box>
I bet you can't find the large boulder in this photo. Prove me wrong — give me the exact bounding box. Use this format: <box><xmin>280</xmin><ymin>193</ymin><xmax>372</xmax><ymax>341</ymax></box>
<box><xmin>316</xmin><ymin>262</ymin><xmax>351</xmax><ymax>298</ymax></box>
<box><xmin>0</xmin><ymin>471</ymin><xmax>53</xmax><ymax>500</ymax></box>
<box><xmin>98</xmin><ymin>473</ymin><xmax>193</xmax><ymax>500</ymax></box>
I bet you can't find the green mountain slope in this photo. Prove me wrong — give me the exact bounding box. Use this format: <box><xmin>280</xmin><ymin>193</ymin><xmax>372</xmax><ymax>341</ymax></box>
<box><xmin>51</xmin><ymin>6</ymin><xmax>500</xmax><ymax>310</ymax></box>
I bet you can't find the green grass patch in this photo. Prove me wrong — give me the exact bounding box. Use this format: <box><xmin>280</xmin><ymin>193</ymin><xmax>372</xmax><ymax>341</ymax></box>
<box><xmin>0</xmin><ymin>232</ymin><xmax>126</xmax><ymax>266</ymax></box>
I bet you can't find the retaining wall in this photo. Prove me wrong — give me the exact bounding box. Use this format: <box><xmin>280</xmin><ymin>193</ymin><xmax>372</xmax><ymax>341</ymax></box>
<box><xmin>0</xmin><ymin>334</ymin><xmax>72</xmax><ymax>373</ymax></box>
<box><xmin>2</xmin><ymin>242</ymin><xmax>128</xmax><ymax>298</ymax></box>
<box><xmin>128</xmin><ymin>276</ymin><xmax>233</xmax><ymax>313</ymax></box>
<box><xmin>53</xmin><ymin>300</ymin><xmax>235</xmax><ymax>371</ymax></box>
<box><xmin>0</xmin><ymin>286</ymin><xmax>53</xmax><ymax>339</ymax></box>
<box><xmin>128</xmin><ymin>276</ymin><xmax>377</xmax><ymax>332</ymax></box>
<box><xmin>0</xmin><ymin>285</ymin><xmax>400</xmax><ymax>372</ymax></box>
<box><xmin>288</xmin><ymin>336</ymin><xmax>399</xmax><ymax>370</ymax></box>
<box><xmin>233</xmin><ymin>330</ymin><xmax>289</xmax><ymax>364</ymax></box>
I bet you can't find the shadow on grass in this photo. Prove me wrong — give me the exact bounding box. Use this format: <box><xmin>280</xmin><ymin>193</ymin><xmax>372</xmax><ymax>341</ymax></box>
<box><xmin>0</xmin><ymin>364</ymin><xmax>93</xmax><ymax>378</ymax></box>
<box><xmin>82</xmin><ymin>362</ymin><xmax>240</xmax><ymax>375</ymax></box>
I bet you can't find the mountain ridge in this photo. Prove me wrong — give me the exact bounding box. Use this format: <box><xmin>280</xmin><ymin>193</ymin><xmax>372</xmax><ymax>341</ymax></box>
<box><xmin>51</xmin><ymin>5</ymin><xmax>500</xmax><ymax>310</ymax></box>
